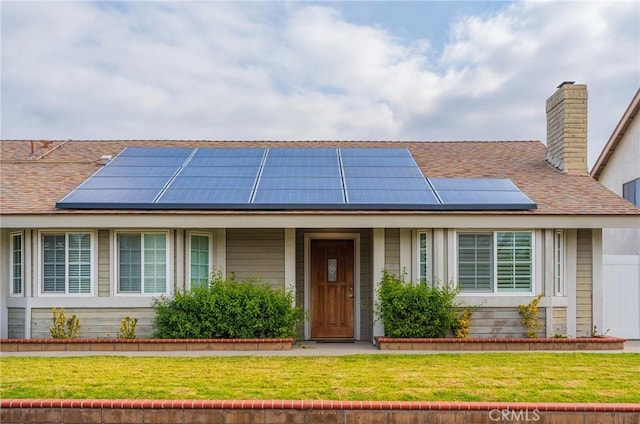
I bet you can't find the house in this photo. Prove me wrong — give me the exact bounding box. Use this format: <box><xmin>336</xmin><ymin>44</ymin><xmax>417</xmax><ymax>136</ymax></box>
<box><xmin>591</xmin><ymin>88</ymin><xmax>640</xmax><ymax>339</ymax></box>
<box><xmin>1</xmin><ymin>82</ymin><xmax>639</xmax><ymax>341</ymax></box>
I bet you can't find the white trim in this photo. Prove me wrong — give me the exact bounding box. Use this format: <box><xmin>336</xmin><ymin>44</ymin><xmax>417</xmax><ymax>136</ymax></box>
<box><xmin>213</xmin><ymin>228</ymin><xmax>226</xmax><ymax>276</ymax></box>
<box><xmin>453</xmin><ymin>230</ymin><xmax>536</xmax><ymax>295</ymax></box>
<box><xmin>592</xmin><ymin>229</ymin><xmax>603</xmax><ymax>334</ymax></box>
<box><xmin>555</xmin><ymin>230</ymin><xmax>566</xmax><ymax>296</ymax></box>
<box><xmin>3</xmin><ymin>214</ymin><xmax>638</xmax><ymax>230</ymax></box>
<box><xmin>113</xmin><ymin>230</ymin><xmax>173</xmax><ymax>296</ymax></box>
<box><xmin>284</xmin><ymin>228</ymin><xmax>296</xmax><ymax>303</ymax></box>
<box><xmin>544</xmin><ymin>229</ymin><xmax>554</xmax><ymax>337</ymax></box>
<box><xmin>185</xmin><ymin>231</ymin><xmax>214</xmax><ymax>289</ymax></box>
<box><xmin>399</xmin><ymin>229</ymin><xmax>412</xmax><ymax>279</ymax></box>
<box><xmin>9</xmin><ymin>231</ymin><xmax>24</xmax><ymax>296</ymax></box>
<box><xmin>565</xmin><ymin>229</ymin><xmax>578</xmax><ymax>337</ymax></box>
<box><xmin>36</xmin><ymin>230</ymin><xmax>97</xmax><ymax>297</ymax></box>
<box><xmin>304</xmin><ymin>232</ymin><xmax>361</xmax><ymax>341</ymax></box>
<box><xmin>372</xmin><ymin>228</ymin><xmax>385</xmax><ymax>339</ymax></box>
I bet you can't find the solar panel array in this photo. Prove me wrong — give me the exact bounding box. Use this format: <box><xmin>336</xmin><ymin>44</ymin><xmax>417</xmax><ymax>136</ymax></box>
<box><xmin>56</xmin><ymin>147</ymin><xmax>536</xmax><ymax>210</ymax></box>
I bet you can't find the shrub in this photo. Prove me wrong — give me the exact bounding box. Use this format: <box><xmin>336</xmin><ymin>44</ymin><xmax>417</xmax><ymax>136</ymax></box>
<box><xmin>518</xmin><ymin>294</ymin><xmax>543</xmax><ymax>338</ymax></box>
<box><xmin>118</xmin><ymin>316</ymin><xmax>138</xmax><ymax>339</ymax></box>
<box><xmin>50</xmin><ymin>308</ymin><xmax>81</xmax><ymax>339</ymax></box>
<box><xmin>375</xmin><ymin>270</ymin><xmax>459</xmax><ymax>338</ymax></box>
<box><xmin>152</xmin><ymin>273</ymin><xmax>301</xmax><ymax>339</ymax></box>
<box><xmin>453</xmin><ymin>307</ymin><xmax>474</xmax><ymax>339</ymax></box>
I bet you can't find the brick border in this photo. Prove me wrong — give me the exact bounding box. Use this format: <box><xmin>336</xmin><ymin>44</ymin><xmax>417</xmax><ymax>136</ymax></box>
<box><xmin>2</xmin><ymin>400</ymin><xmax>639</xmax><ymax>424</ymax></box>
<box><xmin>0</xmin><ymin>338</ymin><xmax>294</xmax><ymax>352</ymax></box>
<box><xmin>374</xmin><ymin>336</ymin><xmax>626</xmax><ymax>351</ymax></box>
<box><xmin>2</xmin><ymin>400</ymin><xmax>640</xmax><ymax>411</ymax></box>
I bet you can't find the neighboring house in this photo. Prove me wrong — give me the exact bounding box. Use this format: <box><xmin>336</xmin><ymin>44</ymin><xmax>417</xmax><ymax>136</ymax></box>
<box><xmin>591</xmin><ymin>88</ymin><xmax>640</xmax><ymax>339</ymax></box>
<box><xmin>1</xmin><ymin>82</ymin><xmax>639</xmax><ymax>341</ymax></box>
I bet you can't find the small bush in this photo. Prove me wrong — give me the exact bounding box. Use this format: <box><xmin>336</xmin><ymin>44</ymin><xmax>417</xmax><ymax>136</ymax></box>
<box><xmin>375</xmin><ymin>270</ymin><xmax>459</xmax><ymax>338</ymax></box>
<box><xmin>518</xmin><ymin>294</ymin><xmax>543</xmax><ymax>338</ymax></box>
<box><xmin>453</xmin><ymin>308</ymin><xmax>474</xmax><ymax>339</ymax></box>
<box><xmin>152</xmin><ymin>273</ymin><xmax>301</xmax><ymax>339</ymax></box>
<box><xmin>50</xmin><ymin>308</ymin><xmax>81</xmax><ymax>339</ymax></box>
<box><xmin>118</xmin><ymin>316</ymin><xmax>138</xmax><ymax>339</ymax></box>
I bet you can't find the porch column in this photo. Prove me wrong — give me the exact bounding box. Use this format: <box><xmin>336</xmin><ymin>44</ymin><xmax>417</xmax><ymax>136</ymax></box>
<box><xmin>592</xmin><ymin>229</ymin><xmax>603</xmax><ymax>333</ymax></box>
<box><xmin>566</xmin><ymin>229</ymin><xmax>578</xmax><ymax>337</ymax></box>
<box><xmin>372</xmin><ymin>228</ymin><xmax>385</xmax><ymax>339</ymax></box>
<box><xmin>284</xmin><ymin>228</ymin><xmax>296</xmax><ymax>305</ymax></box>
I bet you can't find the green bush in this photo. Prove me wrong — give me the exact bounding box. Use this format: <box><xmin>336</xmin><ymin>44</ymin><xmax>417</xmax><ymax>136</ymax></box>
<box><xmin>152</xmin><ymin>273</ymin><xmax>301</xmax><ymax>339</ymax></box>
<box><xmin>375</xmin><ymin>270</ymin><xmax>459</xmax><ymax>338</ymax></box>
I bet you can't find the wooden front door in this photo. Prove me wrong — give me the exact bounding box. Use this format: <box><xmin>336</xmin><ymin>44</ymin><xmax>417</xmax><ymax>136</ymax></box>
<box><xmin>310</xmin><ymin>239</ymin><xmax>355</xmax><ymax>339</ymax></box>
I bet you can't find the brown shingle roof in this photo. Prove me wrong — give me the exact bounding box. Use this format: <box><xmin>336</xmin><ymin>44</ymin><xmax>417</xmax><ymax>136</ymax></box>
<box><xmin>1</xmin><ymin>139</ymin><xmax>638</xmax><ymax>216</ymax></box>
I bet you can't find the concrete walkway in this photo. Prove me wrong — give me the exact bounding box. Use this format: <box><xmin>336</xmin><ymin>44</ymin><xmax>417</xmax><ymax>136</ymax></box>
<box><xmin>2</xmin><ymin>340</ymin><xmax>638</xmax><ymax>357</ymax></box>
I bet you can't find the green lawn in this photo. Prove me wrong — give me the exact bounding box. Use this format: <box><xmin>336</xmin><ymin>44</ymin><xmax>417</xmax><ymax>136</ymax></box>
<box><xmin>1</xmin><ymin>354</ymin><xmax>639</xmax><ymax>402</ymax></box>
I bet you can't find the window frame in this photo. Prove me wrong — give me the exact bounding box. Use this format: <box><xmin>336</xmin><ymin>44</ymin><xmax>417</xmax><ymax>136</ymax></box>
<box><xmin>114</xmin><ymin>230</ymin><xmax>171</xmax><ymax>296</ymax></box>
<box><xmin>555</xmin><ymin>230</ymin><xmax>565</xmax><ymax>296</ymax></box>
<box><xmin>622</xmin><ymin>178</ymin><xmax>640</xmax><ymax>207</ymax></box>
<box><xmin>10</xmin><ymin>231</ymin><xmax>24</xmax><ymax>297</ymax></box>
<box><xmin>187</xmin><ymin>231</ymin><xmax>214</xmax><ymax>289</ymax></box>
<box><xmin>455</xmin><ymin>230</ymin><xmax>535</xmax><ymax>295</ymax></box>
<box><xmin>416</xmin><ymin>230</ymin><xmax>430</xmax><ymax>284</ymax></box>
<box><xmin>38</xmin><ymin>230</ymin><xmax>95</xmax><ymax>296</ymax></box>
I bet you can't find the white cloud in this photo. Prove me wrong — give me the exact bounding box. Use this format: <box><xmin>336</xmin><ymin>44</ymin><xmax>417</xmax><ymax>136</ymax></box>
<box><xmin>1</xmin><ymin>1</ymin><xmax>638</xmax><ymax>164</ymax></box>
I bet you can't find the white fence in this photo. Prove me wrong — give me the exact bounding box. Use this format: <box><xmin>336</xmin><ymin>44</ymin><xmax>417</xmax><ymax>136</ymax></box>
<box><xmin>603</xmin><ymin>255</ymin><xmax>640</xmax><ymax>339</ymax></box>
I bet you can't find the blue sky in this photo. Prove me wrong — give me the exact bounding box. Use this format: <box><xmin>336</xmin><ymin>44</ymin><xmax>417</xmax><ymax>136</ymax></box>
<box><xmin>2</xmin><ymin>1</ymin><xmax>638</xmax><ymax>167</ymax></box>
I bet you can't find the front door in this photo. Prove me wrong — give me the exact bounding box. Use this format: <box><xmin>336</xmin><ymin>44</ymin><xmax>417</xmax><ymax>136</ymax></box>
<box><xmin>310</xmin><ymin>239</ymin><xmax>354</xmax><ymax>339</ymax></box>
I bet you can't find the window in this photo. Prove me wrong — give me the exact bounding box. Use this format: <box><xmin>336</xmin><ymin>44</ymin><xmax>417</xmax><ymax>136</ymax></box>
<box><xmin>417</xmin><ymin>231</ymin><xmax>429</xmax><ymax>283</ymax></box>
<box><xmin>457</xmin><ymin>231</ymin><xmax>533</xmax><ymax>293</ymax></box>
<box><xmin>117</xmin><ymin>232</ymin><xmax>168</xmax><ymax>294</ymax></box>
<box><xmin>623</xmin><ymin>178</ymin><xmax>640</xmax><ymax>207</ymax></box>
<box><xmin>10</xmin><ymin>232</ymin><xmax>23</xmax><ymax>296</ymax></box>
<box><xmin>41</xmin><ymin>232</ymin><xmax>92</xmax><ymax>294</ymax></box>
<box><xmin>189</xmin><ymin>233</ymin><xmax>211</xmax><ymax>288</ymax></box>
<box><xmin>555</xmin><ymin>230</ymin><xmax>564</xmax><ymax>295</ymax></box>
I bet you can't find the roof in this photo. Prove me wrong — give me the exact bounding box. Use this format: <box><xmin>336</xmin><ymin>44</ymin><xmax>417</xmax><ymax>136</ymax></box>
<box><xmin>1</xmin><ymin>139</ymin><xmax>639</xmax><ymax>216</ymax></box>
<box><xmin>591</xmin><ymin>88</ymin><xmax>640</xmax><ymax>179</ymax></box>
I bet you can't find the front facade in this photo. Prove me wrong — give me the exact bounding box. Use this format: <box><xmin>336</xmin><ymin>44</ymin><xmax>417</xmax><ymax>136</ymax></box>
<box><xmin>2</xmin><ymin>83</ymin><xmax>639</xmax><ymax>341</ymax></box>
<box><xmin>591</xmin><ymin>88</ymin><xmax>640</xmax><ymax>338</ymax></box>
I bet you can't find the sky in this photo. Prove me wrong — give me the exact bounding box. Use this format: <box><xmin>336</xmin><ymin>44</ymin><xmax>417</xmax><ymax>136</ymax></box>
<box><xmin>1</xmin><ymin>1</ymin><xmax>639</xmax><ymax>168</ymax></box>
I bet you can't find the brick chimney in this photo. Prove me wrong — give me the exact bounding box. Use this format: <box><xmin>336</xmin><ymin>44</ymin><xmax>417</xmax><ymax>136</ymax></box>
<box><xmin>545</xmin><ymin>82</ymin><xmax>588</xmax><ymax>174</ymax></box>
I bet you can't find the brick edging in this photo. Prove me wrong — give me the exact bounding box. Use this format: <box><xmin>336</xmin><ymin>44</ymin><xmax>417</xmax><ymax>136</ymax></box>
<box><xmin>374</xmin><ymin>336</ymin><xmax>626</xmax><ymax>344</ymax></box>
<box><xmin>0</xmin><ymin>338</ymin><xmax>294</xmax><ymax>344</ymax></box>
<box><xmin>2</xmin><ymin>400</ymin><xmax>639</xmax><ymax>412</ymax></box>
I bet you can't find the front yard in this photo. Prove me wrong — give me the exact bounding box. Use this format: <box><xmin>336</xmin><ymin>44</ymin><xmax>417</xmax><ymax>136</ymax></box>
<box><xmin>1</xmin><ymin>353</ymin><xmax>639</xmax><ymax>402</ymax></box>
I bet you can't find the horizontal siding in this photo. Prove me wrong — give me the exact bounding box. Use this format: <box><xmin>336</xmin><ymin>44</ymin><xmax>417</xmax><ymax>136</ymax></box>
<box><xmin>30</xmin><ymin>308</ymin><xmax>155</xmax><ymax>339</ymax></box>
<box><xmin>576</xmin><ymin>229</ymin><xmax>593</xmax><ymax>337</ymax></box>
<box><xmin>8</xmin><ymin>308</ymin><xmax>25</xmax><ymax>339</ymax></box>
<box><xmin>384</xmin><ymin>228</ymin><xmax>400</xmax><ymax>277</ymax></box>
<box><xmin>469</xmin><ymin>307</ymin><xmax>546</xmax><ymax>338</ymax></box>
<box><xmin>553</xmin><ymin>307</ymin><xmax>567</xmax><ymax>336</ymax></box>
<box><xmin>98</xmin><ymin>229</ymin><xmax>110</xmax><ymax>297</ymax></box>
<box><xmin>226</xmin><ymin>229</ymin><xmax>285</xmax><ymax>289</ymax></box>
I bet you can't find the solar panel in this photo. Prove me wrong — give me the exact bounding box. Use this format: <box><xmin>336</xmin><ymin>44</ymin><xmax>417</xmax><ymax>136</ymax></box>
<box><xmin>341</xmin><ymin>156</ymin><xmax>417</xmax><ymax>167</ymax></box>
<box><xmin>268</xmin><ymin>148</ymin><xmax>337</xmax><ymax>157</ymax></box>
<box><xmin>257</xmin><ymin>177</ymin><xmax>343</xmax><ymax>190</ymax></box>
<box><xmin>340</xmin><ymin>148</ymin><xmax>412</xmax><ymax>157</ymax></box>
<box><xmin>79</xmin><ymin>176</ymin><xmax>171</xmax><ymax>189</ymax></box>
<box><xmin>58</xmin><ymin>189</ymin><xmax>160</xmax><ymax>205</ymax></box>
<box><xmin>260</xmin><ymin>166</ymin><xmax>341</xmax><ymax>178</ymax></box>
<box><xmin>56</xmin><ymin>146</ymin><xmax>536</xmax><ymax>211</ymax></box>
<box><xmin>253</xmin><ymin>189</ymin><xmax>344</xmax><ymax>204</ymax></box>
<box><xmin>263</xmin><ymin>156</ymin><xmax>338</xmax><ymax>167</ymax></box>
<box><xmin>437</xmin><ymin>190</ymin><xmax>536</xmax><ymax>207</ymax></box>
<box><xmin>179</xmin><ymin>166</ymin><xmax>260</xmax><ymax>177</ymax></box>
<box><xmin>188</xmin><ymin>156</ymin><xmax>264</xmax><ymax>167</ymax></box>
<box><xmin>157</xmin><ymin>189</ymin><xmax>253</xmax><ymax>204</ymax></box>
<box><xmin>347</xmin><ymin>189</ymin><xmax>440</xmax><ymax>205</ymax></box>
<box><xmin>94</xmin><ymin>166</ymin><xmax>179</xmax><ymax>177</ymax></box>
<box><xmin>118</xmin><ymin>147</ymin><xmax>194</xmax><ymax>157</ymax></box>
<box><xmin>193</xmin><ymin>148</ymin><xmax>265</xmax><ymax>157</ymax></box>
<box><xmin>107</xmin><ymin>156</ymin><xmax>187</xmax><ymax>167</ymax></box>
<box><xmin>429</xmin><ymin>178</ymin><xmax>519</xmax><ymax>191</ymax></box>
<box><xmin>170</xmin><ymin>176</ymin><xmax>256</xmax><ymax>189</ymax></box>
<box><xmin>345</xmin><ymin>177</ymin><xmax>430</xmax><ymax>190</ymax></box>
